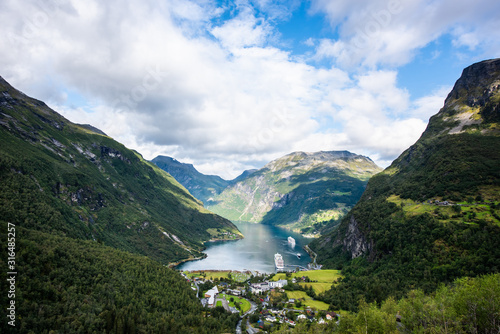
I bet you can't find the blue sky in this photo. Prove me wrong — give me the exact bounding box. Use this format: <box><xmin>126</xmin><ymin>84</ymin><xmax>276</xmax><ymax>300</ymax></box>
<box><xmin>1</xmin><ymin>0</ymin><xmax>499</xmax><ymax>178</ymax></box>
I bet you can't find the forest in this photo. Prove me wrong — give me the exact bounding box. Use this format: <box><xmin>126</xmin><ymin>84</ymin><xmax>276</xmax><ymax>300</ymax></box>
<box><xmin>270</xmin><ymin>273</ymin><xmax>500</xmax><ymax>333</ymax></box>
<box><xmin>0</xmin><ymin>225</ymin><xmax>239</xmax><ymax>334</ymax></box>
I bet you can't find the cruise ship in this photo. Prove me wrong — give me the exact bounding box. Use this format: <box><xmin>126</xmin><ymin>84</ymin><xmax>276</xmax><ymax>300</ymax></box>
<box><xmin>287</xmin><ymin>236</ymin><xmax>295</xmax><ymax>247</ymax></box>
<box><xmin>274</xmin><ymin>253</ymin><xmax>285</xmax><ymax>270</ymax></box>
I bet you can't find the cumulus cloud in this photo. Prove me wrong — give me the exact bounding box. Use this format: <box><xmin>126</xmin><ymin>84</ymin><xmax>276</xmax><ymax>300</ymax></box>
<box><xmin>310</xmin><ymin>0</ymin><xmax>500</xmax><ymax>68</ymax></box>
<box><xmin>1</xmin><ymin>0</ymin><xmax>495</xmax><ymax>178</ymax></box>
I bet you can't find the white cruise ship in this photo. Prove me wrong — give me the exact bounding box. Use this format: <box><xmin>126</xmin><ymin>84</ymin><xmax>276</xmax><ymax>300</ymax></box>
<box><xmin>274</xmin><ymin>253</ymin><xmax>285</xmax><ymax>269</ymax></box>
<box><xmin>287</xmin><ymin>236</ymin><xmax>296</xmax><ymax>247</ymax></box>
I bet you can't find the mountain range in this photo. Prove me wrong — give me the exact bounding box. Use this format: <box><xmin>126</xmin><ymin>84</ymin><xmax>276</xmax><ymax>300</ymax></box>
<box><xmin>310</xmin><ymin>58</ymin><xmax>500</xmax><ymax>311</ymax></box>
<box><xmin>0</xmin><ymin>75</ymin><xmax>242</xmax><ymax>264</ymax></box>
<box><xmin>0</xmin><ymin>75</ymin><xmax>245</xmax><ymax>332</ymax></box>
<box><xmin>154</xmin><ymin>151</ymin><xmax>382</xmax><ymax>235</ymax></box>
<box><xmin>151</xmin><ymin>155</ymin><xmax>256</xmax><ymax>205</ymax></box>
<box><xmin>1</xmin><ymin>58</ymin><xmax>499</xmax><ymax>332</ymax></box>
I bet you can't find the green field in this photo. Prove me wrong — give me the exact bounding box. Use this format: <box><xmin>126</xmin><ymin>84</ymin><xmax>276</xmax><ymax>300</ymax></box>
<box><xmin>221</xmin><ymin>294</ymin><xmax>251</xmax><ymax>314</ymax></box>
<box><xmin>286</xmin><ymin>291</ymin><xmax>309</xmax><ymax>300</ymax></box>
<box><xmin>184</xmin><ymin>270</ymin><xmax>251</xmax><ymax>282</ymax></box>
<box><xmin>387</xmin><ymin>194</ymin><xmax>500</xmax><ymax>225</ymax></box>
<box><xmin>272</xmin><ymin>270</ymin><xmax>342</xmax><ymax>283</ymax></box>
<box><xmin>271</xmin><ymin>269</ymin><xmax>342</xmax><ymax>295</ymax></box>
<box><xmin>298</xmin><ymin>282</ymin><xmax>333</xmax><ymax>294</ymax></box>
<box><xmin>285</xmin><ymin>291</ymin><xmax>330</xmax><ymax>311</ymax></box>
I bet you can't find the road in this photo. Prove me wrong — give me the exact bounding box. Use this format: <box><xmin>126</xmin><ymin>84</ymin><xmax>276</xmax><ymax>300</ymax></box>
<box><xmin>236</xmin><ymin>299</ymin><xmax>258</xmax><ymax>334</ymax></box>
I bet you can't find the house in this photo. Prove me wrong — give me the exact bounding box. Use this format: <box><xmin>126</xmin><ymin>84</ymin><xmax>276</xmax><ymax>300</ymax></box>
<box><xmin>227</xmin><ymin>289</ymin><xmax>242</xmax><ymax>296</ymax></box>
<box><xmin>205</xmin><ymin>286</ymin><xmax>219</xmax><ymax>307</ymax></box>
<box><xmin>265</xmin><ymin>316</ymin><xmax>277</xmax><ymax>322</ymax></box>
<box><xmin>204</xmin><ymin>286</ymin><xmax>219</xmax><ymax>298</ymax></box>
<box><xmin>269</xmin><ymin>279</ymin><xmax>288</xmax><ymax>288</ymax></box>
<box><xmin>297</xmin><ymin>314</ymin><xmax>307</xmax><ymax>320</ymax></box>
<box><xmin>326</xmin><ymin>312</ymin><xmax>337</xmax><ymax>321</ymax></box>
<box><xmin>250</xmin><ymin>282</ymin><xmax>270</xmax><ymax>294</ymax></box>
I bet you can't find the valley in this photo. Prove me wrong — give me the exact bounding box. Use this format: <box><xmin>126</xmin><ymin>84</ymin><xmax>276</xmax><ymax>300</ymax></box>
<box><xmin>154</xmin><ymin>151</ymin><xmax>382</xmax><ymax>236</ymax></box>
<box><xmin>1</xmin><ymin>58</ymin><xmax>499</xmax><ymax>333</ymax></box>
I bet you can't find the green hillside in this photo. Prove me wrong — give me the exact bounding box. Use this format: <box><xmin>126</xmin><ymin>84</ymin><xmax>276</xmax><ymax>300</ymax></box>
<box><xmin>0</xmin><ymin>227</ymin><xmax>239</xmax><ymax>333</ymax></box>
<box><xmin>0</xmin><ymin>75</ymin><xmax>241</xmax><ymax>265</ymax></box>
<box><xmin>0</xmin><ymin>75</ymin><xmax>244</xmax><ymax>332</ymax></box>
<box><xmin>310</xmin><ymin>59</ymin><xmax>500</xmax><ymax>311</ymax></box>
<box><xmin>208</xmin><ymin>151</ymin><xmax>382</xmax><ymax>235</ymax></box>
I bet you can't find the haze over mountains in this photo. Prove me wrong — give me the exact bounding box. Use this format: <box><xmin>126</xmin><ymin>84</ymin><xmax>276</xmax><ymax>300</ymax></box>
<box><xmin>152</xmin><ymin>155</ymin><xmax>256</xmax><ymax>205</ymax></box>
<box><xmin>153</xmin><ymin>151</ymin><xmax>382</xmax><ymax>235</ymax></box>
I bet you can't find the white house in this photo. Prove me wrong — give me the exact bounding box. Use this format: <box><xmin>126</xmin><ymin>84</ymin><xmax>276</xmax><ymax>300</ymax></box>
<box><xmin>269</xmin><ymin>279</ymin><xmax>288</xmax><ymax>288</ymax></box>
<box><xmin>205</xmin><ymin>286</ymin><xmax>219</xmax><ymax>307</ymax></box>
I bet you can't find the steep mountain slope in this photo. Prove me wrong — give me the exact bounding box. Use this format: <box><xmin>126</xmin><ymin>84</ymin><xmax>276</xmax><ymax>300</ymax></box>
<box><xmin>310</xmin><ymin>59</ymin><xmax>500</xmax><ymax>311</ymax></box>
<box><xmin>152</xmin><ymin>155</ymin><xmax>231</xmax><ymax>205</ymax></box>
<box><xmin>208</xmin><ymin>151</ymin><xmax>382</xmax><ymax>234</ymax></box>
<box><xmin>0</xmin><ymin>76</ymin><xmax>241</xmax><ymax>265</ymax></box>
<box><xmin>0</xmin><ymin>228</ymin><xmax>239</xmax><ymax>333</ymax></box>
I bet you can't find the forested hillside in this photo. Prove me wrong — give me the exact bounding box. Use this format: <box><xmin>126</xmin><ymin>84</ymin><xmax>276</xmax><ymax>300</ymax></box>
<box><xmin>270</xmin><ymin>273</ymin><xmax>500</xmax><ymax>333</ymax></box>
<box><xmin>310</xmin><ymin>59</ymin><xmax>500</xmax><ymax>311</ymax></box>
<box><xmin>0</xmin><ymin>75</ymin><xmax>241</xmax><ymax>265</ymax></box>
<box><xmin>0</xmin><ymin>75</ymin><xmax>241</xmax><ymax>332</ymax></box>
<box><xmin>0</xmin><ymin>227</ymin><xmax>239</xmax><ymax>333</ymax></box>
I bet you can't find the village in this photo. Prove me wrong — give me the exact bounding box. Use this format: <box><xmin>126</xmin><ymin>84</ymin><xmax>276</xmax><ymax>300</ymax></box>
<box><xmin>181</xmin><ymin>269</ymin><xmax>342</xmax><ymax>332</ymax></box>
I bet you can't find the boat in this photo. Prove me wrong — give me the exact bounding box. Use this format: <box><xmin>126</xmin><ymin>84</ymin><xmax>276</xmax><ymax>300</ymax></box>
<box><xmin>274</xmin><ymin>253</ymin><xmax>285</xmax><ymax>269</ymax></box>
<box><xmin>297</xmin><ymin>253</ymin><xmax>301</xmax><ymax>259</ymax></box>
<box><xmin>288</xmin><ymin>236</ymin><xmax>296</xmax><ymax>247</ymax></box>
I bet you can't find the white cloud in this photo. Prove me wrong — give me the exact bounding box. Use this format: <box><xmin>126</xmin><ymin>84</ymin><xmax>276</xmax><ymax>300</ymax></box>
<box><xmin>211</xmin><ymin>6</ymin><xmax>272</xmax><ymax>50</ymax></box>
<box><xmin>310</xmin><ymin>0</ymin><xmax>500</xmax><ymax>68</ymax></box>
<box><xmin>1</xmin><ymin>0</ymin><xmax>492</xmax><ymax>179</ymax></box>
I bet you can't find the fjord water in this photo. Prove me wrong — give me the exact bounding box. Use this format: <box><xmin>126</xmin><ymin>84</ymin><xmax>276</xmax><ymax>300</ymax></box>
<box><xmin>178</xmin><ymin>222</ymin><xmax>312</xmax><ymax>272</ymax></box>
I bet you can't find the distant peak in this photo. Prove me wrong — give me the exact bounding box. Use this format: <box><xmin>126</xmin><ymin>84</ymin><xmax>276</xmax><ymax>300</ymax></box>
<box><xmin>283</xmin><ymin>150</ymin><xmax>365</xmax><ymax>160</ymax></box>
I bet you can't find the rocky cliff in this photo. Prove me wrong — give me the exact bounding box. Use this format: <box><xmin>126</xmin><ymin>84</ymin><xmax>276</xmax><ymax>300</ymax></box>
<box><xmin>208</xmin><ymin>151</ymin><xmax>382</xmax><ymax>235</ymax></box>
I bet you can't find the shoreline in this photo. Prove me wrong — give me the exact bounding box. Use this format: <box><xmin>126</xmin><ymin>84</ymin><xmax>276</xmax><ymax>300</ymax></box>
<box><xmin>168</xmin><ymin>254</ymin><xmax>207</xmax><ymax>268</ymax></box>
<box><xmin>171</xmin><ymin>235</ymin><xmax>244</xmax><ymax>268</ymax></box>
<box><xmin>206</xmin><ymin>235</ymin><xmax>244</xmax><ymax>243</ymax></box>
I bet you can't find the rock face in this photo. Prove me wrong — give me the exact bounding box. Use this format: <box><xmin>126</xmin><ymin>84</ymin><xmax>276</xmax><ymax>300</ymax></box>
<box><xmin>445</xmin><ymin>59</ymin><xmax>500</xmax><ymax>107</ymax></box>
<box><xmin>310</xmin><ymin>59</ymin><xmax>500</xmax><ymax>302</ymax></box>
<box><xmin>422</xmin><ymin>59</ymin><xmax>500</xmax><ymax>139</ymax></box>
<box><xmin>207</xmin><ymin>150</ymin><xmax>382</xmax><ymax>234</ymax></box>
<box><xmin>343</xmin><ymin>216</ymin><xmax>373</xmax><ymax>259</ymax></box>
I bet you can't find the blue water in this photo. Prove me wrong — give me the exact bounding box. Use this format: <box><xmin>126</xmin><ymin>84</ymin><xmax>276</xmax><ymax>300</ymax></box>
<box><xmin>177</xmin><ymin>222</ymin><xmax>312</xmax><ymax>273</ymax></box>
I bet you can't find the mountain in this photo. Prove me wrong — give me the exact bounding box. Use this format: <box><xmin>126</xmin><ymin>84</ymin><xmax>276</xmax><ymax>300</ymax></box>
<box><xmin>0</xmin><ymin>75</ymin><xmax>241</xmax><ymax>266</ymax></box>
<box><xmin>0</xmin><ymin>228</ymin><xmax>239</xmax><ymax>333</ymax></box>
<box><xmin>0</xmin><ymin>75</ymin><xmax>244</xmax><ymax>332</ymax></box>
<box><xmin>207</xmin><ymin>151</ymin><xmax>382</xmax><ymax>234</ymax></box>
<box><xmin>152</xmin><ymin>155</ymin><xmax>231</xmax><ymax>205</ymax></box>
<box><xmin>310</xmin><ymin>59</ymin><xmax>500</xmax><ymax>311</ymax></box>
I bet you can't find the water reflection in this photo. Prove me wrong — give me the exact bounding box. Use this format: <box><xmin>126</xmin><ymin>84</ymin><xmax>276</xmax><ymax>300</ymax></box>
<box><xmin>178</xmin><ymin>222</ymin><xmax>312</xmax><ymax>273</ymax></box>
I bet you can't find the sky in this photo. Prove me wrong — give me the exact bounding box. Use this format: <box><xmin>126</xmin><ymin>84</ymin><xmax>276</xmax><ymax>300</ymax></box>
<box><xmin>1</xmin><ymin>0</ymin><xmax>499</xmax><ymax>179</ymax></box>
